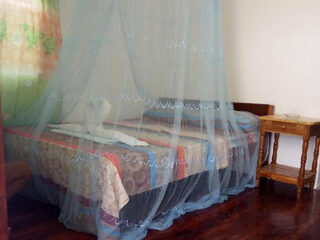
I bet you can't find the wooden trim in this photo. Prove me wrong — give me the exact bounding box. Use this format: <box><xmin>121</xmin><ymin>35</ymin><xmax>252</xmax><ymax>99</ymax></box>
<box><xmin>0</xmin><ymin>93</ymin><xmax>8</xmax><ymax>239</ymax></box>
<box><xmin>232</xmin><ymin>102</ymin><xmax>275</xmax><ymax>116</ymax></box>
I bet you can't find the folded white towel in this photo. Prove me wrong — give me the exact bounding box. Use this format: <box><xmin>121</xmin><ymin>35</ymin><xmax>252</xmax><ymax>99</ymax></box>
<box><xmin>48</xmin><ymin>123</ymin><xmax>149</xmax><ymax>147</ymax></box>
<box><xmin>48</xmin><ymin>123</ymin><xmax>87</xmax><ymax>133</ymax></box>
<box><xmin>49</xmin><ymin>99</ymin><xmax>148</xmax><ymax>147</ymax></box>
<box><xmin>50</xmin><ymin>128</ymin><xmax>116</xmax><ymax>145</ymax></box>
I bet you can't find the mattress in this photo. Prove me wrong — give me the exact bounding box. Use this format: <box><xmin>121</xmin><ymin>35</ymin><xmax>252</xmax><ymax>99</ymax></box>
<box><xmin>3</xmin><ymin>118</ymin><xmax>258</xmax><ymax>238</ymax></box>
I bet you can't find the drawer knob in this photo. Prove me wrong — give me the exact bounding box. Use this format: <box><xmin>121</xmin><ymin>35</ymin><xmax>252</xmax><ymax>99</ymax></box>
<box><xmin>282</xmin><ymin>125</ymin><xmax>286</xmax><ymax>129</ymax></box>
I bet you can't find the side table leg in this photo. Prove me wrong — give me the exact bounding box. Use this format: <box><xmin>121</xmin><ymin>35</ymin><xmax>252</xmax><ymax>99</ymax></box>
<box><xmin>310</xmin><ymin>136</ymin><xmax>320</xmax><ymax>190</ymax></box>
<box><xmin>297</xmin><ymin>138</ymin><xmax>309</xmax><ymax>201</ymax></box>
<box><xmin>297</xmin><ymin>188</ymin><xmax>302</xmax><ymax>201</ymax></box>
<box><xmin>256</xmin><ymin>131</ymin><xmax>266</xmax><ymax>187</ymax></box>
<box><xmin>271</xmin><ymin>133</ymin><xmax>280</xmax><ymax>164</ymax></box>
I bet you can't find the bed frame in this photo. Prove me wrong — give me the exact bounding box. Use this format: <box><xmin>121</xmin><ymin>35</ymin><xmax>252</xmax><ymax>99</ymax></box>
<box><xmin>0</xmin><ymin>99</ymin><xmax>274</xmax><ymax>239</ymax></box>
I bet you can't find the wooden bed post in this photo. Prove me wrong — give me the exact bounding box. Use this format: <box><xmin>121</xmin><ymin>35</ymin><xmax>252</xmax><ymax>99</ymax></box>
<box><xmin>0</xmin><ymin>91</ymin><xmax>9</xmax><ymax>240</ymax></box>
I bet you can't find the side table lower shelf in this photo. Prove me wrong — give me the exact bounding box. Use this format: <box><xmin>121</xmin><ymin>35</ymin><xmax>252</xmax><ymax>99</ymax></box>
<box><xmin>259</xmin><ymin>164</ymin><xmax>315</xmax><ymax>186</ymax></box>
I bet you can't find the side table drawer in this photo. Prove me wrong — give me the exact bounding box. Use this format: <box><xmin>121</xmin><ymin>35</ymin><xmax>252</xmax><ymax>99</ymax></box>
<box><xmin>263</xmin><ymin>121</ymin><xmax>306</xmax><ymax>135</ymax></box>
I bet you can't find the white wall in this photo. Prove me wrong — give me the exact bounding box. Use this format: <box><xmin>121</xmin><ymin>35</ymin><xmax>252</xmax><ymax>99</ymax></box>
<box><xmin>222</xmin><ymin>0</ymin><xmax>320</xmax><ymax>188</ymax></box>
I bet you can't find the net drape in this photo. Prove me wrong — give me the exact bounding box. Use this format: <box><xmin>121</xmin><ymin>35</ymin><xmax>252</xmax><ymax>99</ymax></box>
<box><xmin>2</xmin><ymin>1</ymin><xmax>260</xmax><ymax>239</ymax></box>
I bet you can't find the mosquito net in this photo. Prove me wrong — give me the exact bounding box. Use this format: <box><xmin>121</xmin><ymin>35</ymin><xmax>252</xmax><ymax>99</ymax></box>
<box><xmin>2</xmin><ymin>0</ymin><xmax>260</xmax><ymax>239</ymax></box>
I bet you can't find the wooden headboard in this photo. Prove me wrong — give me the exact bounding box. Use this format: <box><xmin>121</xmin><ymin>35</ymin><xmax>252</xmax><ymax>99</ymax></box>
<box><xmin>159</xmin><ymin>98</ymin><xmax>275</xmax><ymax>116</ymax></box>
<box><xmin>233</xmin><ymin>102</ymin><xmax>274</xmax><ymax>116</ymax></box>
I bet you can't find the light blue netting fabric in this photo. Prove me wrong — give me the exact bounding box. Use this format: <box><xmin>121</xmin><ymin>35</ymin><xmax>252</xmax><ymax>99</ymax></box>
<box><xmin>3</xmin><ymin>0</ymin><xmax>260</xmax><ymax>239</ymax></box>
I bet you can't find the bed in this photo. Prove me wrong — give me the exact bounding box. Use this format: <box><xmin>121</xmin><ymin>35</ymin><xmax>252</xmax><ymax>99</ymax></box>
<box><xmin>3</xmin><ymin>100</ymin><xmax>274</xmax><ymax>239</ymax></box>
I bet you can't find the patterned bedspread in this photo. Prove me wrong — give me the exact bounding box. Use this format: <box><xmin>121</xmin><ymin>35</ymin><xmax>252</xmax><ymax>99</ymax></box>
<box><xmin>3</xmin><ymin>118</ymin><xmax>258</xmax><ymax>238</ymax></box>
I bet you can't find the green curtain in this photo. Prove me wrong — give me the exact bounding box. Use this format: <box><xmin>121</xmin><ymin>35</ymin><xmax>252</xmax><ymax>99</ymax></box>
<box><xmin>0</xmin><ymin>0</ymin><xmax>62</xmax><ymax>126</ymax></box>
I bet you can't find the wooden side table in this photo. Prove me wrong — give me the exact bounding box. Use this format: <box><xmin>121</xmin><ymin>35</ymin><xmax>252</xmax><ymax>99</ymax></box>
<box><xmin>256</xmin><ymin>115</ymin><xmax>320</xmax><ymax>200</ymax></box>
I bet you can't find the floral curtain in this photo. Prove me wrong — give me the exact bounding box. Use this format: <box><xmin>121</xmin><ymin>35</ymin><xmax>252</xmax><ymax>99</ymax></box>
<box><xmin>0</xmin><ymin>0</ymin><xmax>62</xmax><ymax>126</ymax></box>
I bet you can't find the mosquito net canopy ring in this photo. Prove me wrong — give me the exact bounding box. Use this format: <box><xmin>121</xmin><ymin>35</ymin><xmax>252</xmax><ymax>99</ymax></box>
<box><xmin>1</xmin><ymin>0</ymin><xmax>260</xmax><ymax>239</ymax></box>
